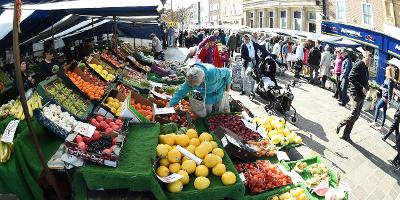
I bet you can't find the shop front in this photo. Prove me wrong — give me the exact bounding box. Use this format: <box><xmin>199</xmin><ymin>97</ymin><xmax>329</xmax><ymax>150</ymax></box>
<box><xmin>321</xmin><ymin>21</ymin><xmax>386</xmax><ymax>83</ymax></box>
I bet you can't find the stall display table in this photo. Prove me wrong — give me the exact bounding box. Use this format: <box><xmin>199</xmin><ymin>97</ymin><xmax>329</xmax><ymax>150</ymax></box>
<box><xmin>0</xmin><ymin>117</ymin><xmax>63</xmax><ymax>200</ymax></box>
<box><xmin>72</xmin><ymin>122</ymin><xmax>167</xmax><ymax>200</ymax></box>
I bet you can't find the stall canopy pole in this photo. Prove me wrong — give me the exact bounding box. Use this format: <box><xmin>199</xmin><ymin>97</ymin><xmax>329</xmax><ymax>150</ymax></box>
<box><xmin>12</xmin><ymin>2</ymin><xmax>64</xmax><ymax>200</ymax></box>
<box><xmin>113</xmin><ymin>15</ymin><xmax>117</xmax><ymax>35</ymax></box>
<box><xmin>51</xmin><ymin>13</ymin><xmax>55</xmax><ymax>48</ymax></box>
<box><xmin>91</xmin><ymin>18</ymin><xmax>94</xmax><ymax>38</ymax></box>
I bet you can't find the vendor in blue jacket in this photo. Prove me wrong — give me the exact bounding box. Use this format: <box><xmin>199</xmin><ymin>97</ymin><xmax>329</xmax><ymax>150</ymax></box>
<box><xmin>167</xmin><ymin>62</ymin><xmax>232</xmax><ymax>116</ymax></box>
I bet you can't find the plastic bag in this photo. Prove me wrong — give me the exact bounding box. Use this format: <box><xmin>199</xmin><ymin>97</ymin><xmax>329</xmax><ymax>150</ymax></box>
<box><xmin>189</xmin><ymin>90</ymin><xmax>207</xmax><ymax>117</ymax></box>
<box><xmin>218</xmin><ymin>92</ymin><xmax>230</xmax><ymax>113</ymax></box>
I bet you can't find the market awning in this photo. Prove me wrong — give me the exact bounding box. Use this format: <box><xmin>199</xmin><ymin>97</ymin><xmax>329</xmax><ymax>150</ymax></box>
<box><xmin>329</xmin><ymin>38</ymin><xmax>361</xmax><ymax>48</ymax></box>
<box><xmin>388</xmin><ymin>58</ymin><xmax>400</xmax><ymax>68</ymax></box>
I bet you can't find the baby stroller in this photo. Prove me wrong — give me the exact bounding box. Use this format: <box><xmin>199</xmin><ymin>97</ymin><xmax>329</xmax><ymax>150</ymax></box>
<box><xmin>249</xmin><ymin>56</ymin><xmax>298</xmax><ymax>124</ymax></box>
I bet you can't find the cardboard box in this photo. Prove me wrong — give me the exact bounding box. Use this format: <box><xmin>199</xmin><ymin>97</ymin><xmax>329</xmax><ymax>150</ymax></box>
<box><xmin>120</xmin><ymin>90</ymin><xmax>155</xmax><ymax>122</ymax></box>
<box><xmin>214</xmin><ymin>126</ymin><xmax>258</xmax><ymax>161</ymax></box>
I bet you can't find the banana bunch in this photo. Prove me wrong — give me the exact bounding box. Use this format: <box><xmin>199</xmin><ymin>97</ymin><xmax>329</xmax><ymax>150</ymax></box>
<box><xmin>9</xmin><ymin>92</ymin><xmax>42</xmax><ymax>120</ymax></box>
<box><xmin>0</xmin><ymin>135</ymin><xmax>13</xmax><ymax>163</ymax></box>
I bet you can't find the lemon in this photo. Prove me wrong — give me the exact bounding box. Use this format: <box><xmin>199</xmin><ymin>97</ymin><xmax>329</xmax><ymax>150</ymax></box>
<box><xmin>195</xmin><ymin>165</ymin><xmax>209</xmax><ymax>177</ymax></box>
<box><xmin>283</xmin><ymin>128</ymin><xmax>291</xmax><ymax>137</ymax></box>
<box><xmin>101</xmin><ymin>70</ymin><xmax>109</xmax><ymax>75</ymax></box>
<box><xmin>200</xmin><ymin>141</ymin><xmax>213</xmax><ymax>153</ymax></box>
<box><xmin>215</xmin><ymin>156</ymin><xmax>222</xmax><ymax>164</ymax></box>
<box><xmin>203</xmin><ymin>154</ymin><xmax>219</xmax><ymax>168</ymax></box>
<box><xmin>163</xmin><ymin>134</ymin><xmax>175</xmax><ymax>146</ymax></box>
<box><xmin>186</xmin><ymin>145</ymin><xmax>196</xmax><ymax>154</ymax></box>
<box><xmin>221</xmin><ymin>171</ymin><xmax>236</xmax><ymax>185</ymax></box>
<box><xmin>169</xmin><ymin>163</ymin><xmax>181</xmax><ymax>173</ymax></box>
<box><xmin>156</xmin><ymin>144</ymin><xmax>171</xmax><ymax>158</ymax></box>
<box><xmin>195</xmin><ymin>144</ymin><xmax>209</xmax><ymax>159</ymax></box>
<box><xmin>106</xmin><ymin>97</ymin><xmax>113</xmax><ymax>102</ymax></box>
<box><xmin>177</xmin><ymin>170</ymin><xmax>189</xmax><ymax>185</ymax></box>
<box><xmin>182</xmin><ymin>156</ymin><xmax>189</xmax><ymax>163</ymax></box>
<box><xmin>212</xmin><ymin>164</ymin><xmax>226</xmax><ymax>176</ymax></box>
<box><xmin>181</xmin><ymin>160</ymin><xmax>196</xmax><ymax>174</ymax></box>
<box><xmin>189</xmin><ymin>138</ymin><xmax>201</xmax><ymax>147</ymax></box>
<box><xmin>167</xmin><ymin>149</ymin><xmax>182</xmax><ymax>163</ymax></box>
<box><xmin>110</xmin><ymin>107</ymin><xmax>117</xmax><ymax>114</ymax></box>
<box><xmin>156</xmin><ymin>166</ymin><xmax>169</xmax><ymax>177</ymax></box>
<box><xmin>175</xmin><ymin>134</ymin><xmax>190</xmax><ymax>147</ymax></box>
<box><xmin>194</xmin><ymin>177</ymin><xmax>210</xmax><ymax>190</ymax></box>
<box><xmin>199</xmin><ymin>132</ymin><xmax>213</xmax><ymax>142</ymax></box>
<box><xmin>158</xmin><ymin>158</ymin><xmax>169</xmax><ymax>167</ymax></box>
<box><xmin>210</xmin><ymin>141</ymin><xmax>218</xmax><ymax>149</ymax></box>
<box><xmin>186</xmin><ymin>129</ymin><xmax>198</xmax><ymax>139</ymax></box>
<box><xmin>167</xmin><ymin>181</ymin><xmax>183</xmax><ymax>193</ymax></box>
<box><xmin>212</xmin><ymin>148</ymin><xmax>224</xmax><ymax>158</ymax></box>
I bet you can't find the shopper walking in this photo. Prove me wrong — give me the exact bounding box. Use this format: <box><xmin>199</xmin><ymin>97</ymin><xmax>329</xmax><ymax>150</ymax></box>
<box><xmin>333</xmin><ymin>49</ymin><xmax>344</xmax><ymax>99</ymax></box>
<box><xmin>294</xmin><ymin>42</ymin><xmax>305</xmax><ymax>79</ymax></box>
<box><xmin>167</xmin><ymin>26</ymin><xmax>175</xmax><ymax>47</ymax></box>
<box><xmin>338</xmin><ymin>49</ymin><xmax>353</xmax><ymax>106</ymax></box>
<box><xmin>235</xmin><ymin>32</ymin><xmax>242</xmax><ymax>53</ymax></box>
<box><xmin>178</xmin><ymin>30</ymin><xmax>184</xmax><ymax>47</ymax></box>
<box><xmin>382</xmin><ymin>89</ymin><xmax>400</xmax><ymax>168</ymax></box>
<box><xmin>308</xmin><ymin>41</ymin><xmax>321</xmax><ymax>84</ymax></box>
<box><xmin>185</xmin><ymin>31</ymin><xmax>198</xmax><ymax>48</ymax></box>
<box><xmin>219</xmin><ymin>30</ymin><xmax>227</xmax><ymax>45</ymax></box>
<box><xmin>336</xmin><ymin>51</ymin><xmax>371</xmax><ymax>142</ymax></box>
<box><xmin>196</xmin><ymin>36</ymin><xmax>223</xmax><ymax>67</ymax></box>
<box><xmin>227</xmin><ymin>32</ymin><xmax>237</xmax><ymax>57</ymax></box>
<box><xmin>370</xmin><ymin>79</ymin><xmax>390</xmax><ymax>130</ymax></box>
<box><xmin>240</xmin><ymin>34</ymin><xmax>266</xmax><ymax>95</ymax></box>
<box><xmin>319</xmin><ymin>45</ymin><xmax>332</xmax><ymax>88</ymax></box>
<box><xmin>150</xmin><ymin>33</ymin><xmax>164</xmax><ymax>60</ymax></box>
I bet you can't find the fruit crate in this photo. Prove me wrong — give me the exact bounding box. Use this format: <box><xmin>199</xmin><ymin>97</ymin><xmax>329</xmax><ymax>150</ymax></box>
<box><xmin>119</xmin><ymin>90</ymin><xmax>155</xmax><ymax>122</ymax></box>
<box><xmin>126</xmin><ymin>56</ymin><xmax>151</xmax><ymax>74</ymax></box>
<box><xmin>111</xmin><ymin>47</ymin><xmax>128</xmax><ymax>60</ymax></box>
<box><xmin>243</xmin><ymin>183</ymin><xmax>313</xmax><ymax>200</ymax></box>
<box><xmin>58</xmin><ymin>63</ymin><xmax>109</xmax><ymax>105</ymax></box>
<box><xmin>84</xmin><ymin>55</ymin><xmax>119</xmax><ymax>82</ymax></box>
<box><xmin>281</xmin><ymin>156</ymin><xmax>349</xmax><ymax>200</ymax></box>
<box><xmin>161</xmin><ymin>129</ymin><xmax>246</xmax><ymax>200</ymax></box>
<box><xmin>147</xmin><ymin>72</ymin><xmax>185</xmax><ymax>86</ymax></box>
<box><xmin>120</xmin><ymin>68</ymin><xmax>150</xmax><ymax>95</ymax></box>
<box><xmin>36</xmin><ymin>75</ymin><xmax>94</xmax><ymax>122</ymax></box>
<box><xmin>100</xmin><ymin>51</ymin><xmax>126</xmax><ymax>70</ymax></box>
<box><xmin>35</xmin><ymin>100</ymin><xmax>73</xmax><ymax>140</ymax></box>
<box><xmin>150</xmin><ymin>63</ymin><xmax>171</xmax><ymax>77</ymax></box>
<box><xmin>95</xmin><ymin>89</ymin><xmax>126</xmax><ymax>119</ymax></box>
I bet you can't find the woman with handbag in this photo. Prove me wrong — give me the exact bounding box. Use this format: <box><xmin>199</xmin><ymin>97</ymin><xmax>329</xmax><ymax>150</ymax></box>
<box><xmin>167</xmin><ymin>62</ymin><xmax>231</xmax><ymax>117</ymax></box>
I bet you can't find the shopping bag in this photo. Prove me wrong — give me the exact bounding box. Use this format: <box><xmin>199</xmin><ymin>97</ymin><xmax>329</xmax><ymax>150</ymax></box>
<box><xmin>189</xmin><ymin>90</ymin><xmax>207</xmax><ymax>117</ymax></box>
<box><xmin>218</xmin><ymin>92</ymin><xmax>231</xmax><ymax>113</ymax></box>
<box><xmin>246</xmin><ymin>64</ymin><xmax>254</xmax><ymax>77</ymax></box>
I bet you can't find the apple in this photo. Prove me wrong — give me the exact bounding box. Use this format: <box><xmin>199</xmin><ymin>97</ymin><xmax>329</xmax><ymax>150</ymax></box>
<box><xmin>92</xmin><ymin>121</ymin><xmax>100</xmax><ymax>129</ymax></box>
<box><xmin>109</xmin><ymin>122</ymin><xmax>116</xmax><ymax>127</ymax></box>
<box><xmin>83</xmin><ymin>136</ymin><xmax>92</xmax><ymax>144</ymax></box>
<box><xmin>96</xmin><ymin>115</ymin><xmax>104</xmax><ymax>122</ymax></box>
<box><xmin>105</xmin><ymin>128</ymin><xmax>113</xmax><ymax>134</ymax></box>
<box><xmin>115</xmin><ymin>119</ymin><xmax>123</xmax><ymax>125</ymax></box>
<box><xmin>112</xmin><ymin>137</ymin><xmax>117</xmax><ymax>145</ymax></box>
<box><xmin>111</xmin><ymin>125</ymin><xmax>120</xmax><ymax>131</ymax></box>
<box><xmin>75</xmin><ymin>135</ymin><xmax>83</xmax><ymax>143</ymax></box>
<box><xmin>102</xmin><ymin>148</ymin><xmax>112</xmax><ymax>154</ymax></box>
<box><xmin>93</xmin><ymin>131</ymin><xmax>101</xmax><ymax>141</ymax></box>
<box><xmin>78</xmin><ymin>141</ymin><xmax>86</xmax><ymax>151</ymax></box>
<box><xmin>90</xmin><ymin>118</ymin><xmax>98</xmax><ymax>126</ymax></box>
<box><xmin>105</xmin><ymin>118</ymin><xmax>113</xmax><ymax>123</ymax></box>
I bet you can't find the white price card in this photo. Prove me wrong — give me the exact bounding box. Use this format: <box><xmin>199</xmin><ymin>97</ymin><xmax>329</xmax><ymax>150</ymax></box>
<box><xmin>86</xmin><ymin>56</ymin><xmax>93</xmax><ymax>62</ymax></box>
<box><xmin>241</xmin><ymin>119</ymin><xmax>266</xmax><ymax>138</ymax></box>
<box><xmin>154</xmin><ymin>107</ymin><xmax>176</xmax><ymax>115</ymax></box>
<box><xmin>277</xmin><ymin>151</ymin><xmax>290</xmax><ymax>161</ymax></box>
<box><xmin>241</xmin><ymin>111</ymin><xmax>252</xmax><ymax>121</ymax></box>
<box><xmin>176</xmin><ymin>145</ymin><xmax>203</xmax><ymax>165</ymax></box>
<box><xmin>73</xmin><ymin>122</ymin><xmax>96</xmax><ymax>138</ymax></box>
<box><xmin>287</xmin><ymin>171</ymin><xmax>305</xmax><ymax>184</ymax></box>
<box><xmin>339</xmin><ymin>181</ymin><xmax>352</xmax><ymax>192</ymax></box>
<box><xmin>151</xmin><ymin>90</ymin><xmax>168</xmax><ymax>100</ymax></box>
<box><xmin>239</xmin><ymin>173</ymin><xmax>246</xmax><ymax>183</ymax></box>
<box><xmin>149</xmin><ymin>81</ymin><xmax>164</xmax><ymax>88</ymax></box>
<box><xmin>1</xmin><ymin>120</ymin><xmax>20</xmax><ymax>144</ymax></box>
<box><xmin>156</xmin><ymin>173</ymin><xmax>184</xmax><ymax>183</ymax></box>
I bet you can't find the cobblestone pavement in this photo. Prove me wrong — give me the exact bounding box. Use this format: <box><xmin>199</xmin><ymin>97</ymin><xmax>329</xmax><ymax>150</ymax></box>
<box><xmin>166</xmin><ymin>47</ymin><xmax>400</xmax><ymax>199</ymax></box>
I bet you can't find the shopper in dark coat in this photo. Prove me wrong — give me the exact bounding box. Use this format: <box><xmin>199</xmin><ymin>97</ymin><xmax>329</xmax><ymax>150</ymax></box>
<box><xmin>382</xmin><ymin>89</ymin><xmax>400</xmax><ymax>168</ymax></box>
<box><xmin>308</xmin><ymin>42</ymin><xmax>322</xmax><ymax>84</ymax></box>
<box><xmin>339</xmin><ymin>49</ymin><xmax>354</xmax><ymax>105</ymax></box>
<box><xmin>235</xmin><ymin>33</ymin><xmax>242</xmax><ymax>52</ymax></box>
<box><xmin>227</xmin><ymin>33</ymin><xmax>237</xmax><ymax>57</ymax></box>
<box><xmin>336</xmin><ymin>51</ymin><xmax>371</xmax><ymax>142</ymax></box>
<box><xmin>185</xmin><ymin>31</ymin><xmax>198</xmax><ymax>48</ymax></box>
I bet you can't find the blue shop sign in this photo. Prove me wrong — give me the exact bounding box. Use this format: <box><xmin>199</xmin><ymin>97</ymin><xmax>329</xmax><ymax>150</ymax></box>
<box><xmin>387</xmin><ymin>36</ymin><xmax>400</xmax><ymax>58</ymax></box>
<box><xmin>321</xmin><ymin>21</ymin><xmax>383</xmax><ymax>49</ymax></box>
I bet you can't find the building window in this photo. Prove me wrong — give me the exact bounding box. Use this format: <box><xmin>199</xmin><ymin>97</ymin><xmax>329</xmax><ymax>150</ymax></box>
<box><xmin>280</xmin><ymin>10</ymin><xmax>287</xmax><ymax>29</ymax></box>
<box><xmin>362</xmin><ymin>3</ymin><xmax>372</xmax><ymax>26</ymax></box>
<box><xmin>336</xmin><ymin>0</ymin><xmax>346</xmax><ymax>21</ymax></box>
<box><xmin>308</xmin><ymin>12</ymin><xmax>316</xmax><ymax>20</ymax></box>
<box><xmin>269</xmin><ymin>11</ymin><xmax>274</xmax><ymax>28</ymax></box>
<box><xmin>309</xmin><ymin>23</ymin><xmax>316</xmax><ymax>33</ymax></box>
<box><xmin>250</xmin><ymin>12</ymin><xmax>254</xmax><ymax>28</ymax></box>
<box><xmin>308</xmin><ymin>11</ymin><xmax>316</xmax><ymax>32</ymax></box>
<box><xmin>259</xmin><ymin>11</ymin><xmax>263</xmax><ymax>28</ymax></box>
<box><xmin>294</xmin><ymin>11</ymin><xmax>301</xmax><ymax>31</ymax></box>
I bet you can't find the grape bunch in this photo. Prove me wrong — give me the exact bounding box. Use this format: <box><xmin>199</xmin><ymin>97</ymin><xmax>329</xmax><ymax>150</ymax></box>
<box><xmin>87</xmin><ymin>136</ymin><xmax>112</xmax><ymax>153</ymax></box>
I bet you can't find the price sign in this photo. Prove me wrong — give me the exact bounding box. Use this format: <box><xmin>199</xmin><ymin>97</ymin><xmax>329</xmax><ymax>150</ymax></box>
<box><xmin>239</xmin><ymin>173</ymin><xmax>246</xmax><ymax>183</ymax></box>
<box><xmin>86</xmin><ymin>56</ymin><xmax>93</xmax><ymax>63</ymax></box>
<box><xmin>73</xmin><ymin>122</ymin><xmax>96</xmax><ymax>138</ymax></box>
<box><xmin>287</xmin><ymin>171</ymin><xmax>305</xmax><ymax>184</ymax></box>
<box><xmin>149</xmin><ymin>81</ymin><xmax>164</xmax><ymax>88</ymax></box>
<box><xmin>277</xmin><ymin>151</ymin><xmax>290</xmax><ymax>161</ymax></box>
<box><xmin>1</xmin><ymin>120</ymin><xmax>20</xmax><ymax>144</ymax></box>
<box><xmin>154</xmin><ymin>107</ymin><xmax>176</xmax><ymax>115</ymax></box>
<box><xmin>156</xmin><ymin>173</ymin><xmax>184</xmax><ymax>183</ymax></box>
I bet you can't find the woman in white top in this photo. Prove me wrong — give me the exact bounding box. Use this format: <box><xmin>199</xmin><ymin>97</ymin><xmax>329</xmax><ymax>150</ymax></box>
<box><xmin>320</xmin><ymin>45</ymin><xmax>332</xmax><ymax>88</ymax></box>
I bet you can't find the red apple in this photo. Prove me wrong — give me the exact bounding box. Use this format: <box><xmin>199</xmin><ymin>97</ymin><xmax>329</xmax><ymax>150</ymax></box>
<box><xmin>90</xmin><ymin>118</ymin><xmax>98</xmax><ymax>126</ymax></box>
<box><xmin>100</xmin><ymin>121</ymin><xmax>109</xmax><ymax>130</ymax></box>
<box><xmin>102</xmin><ymin>148</ymin><xmax>112</xmax><ymax>154</ymax></box>
<box><xmin>93</xmin><ymin>131</ymin><xmax>101</xmax><ymax>141</ymax></box>
<box><xmin>105</xmin><ymin>128</ymin><xmax>113</xmax><ymax>134</ymax></box>
<box><xmin>109</xmin><ymin>122</ymin><xmax>116</xmax><ymax>127</ymax></box>
<box><xmin>78</xmin><ymin>141</ymin><xmax>86</xmax><ymax>151</ymax></box>
<box><xmin>105</xmin><ymin>118</ymin><xmax>113</xmax><ymax>123</ymax></box>
<box><xmin>111</xmin><ymin>125</ymin><xmax>120</xmax><ymax>131</ymax></box>
<box><xmin>112</xmin><ymin>137</ymin><xmax>117</xmax><ymax>145</ymax></box>
<box><xmin>92</xmin><ymin>121</ymin><xmax>100</xmax><ymax>129</ymax></box>
<box><xmin>115</xmin><ymin>119</ymin><xmax>123</xmax><ymax>125</ymax></box>
<box><xmin>83</xmin><ymin>136</ymin><xmax>92</xmax><ymax>144</ymax></box>
<box><xmin>96</xmin><ymin>115</ymin><xmax>104</xmax><ymax>122</ymax></box>
<box><xmin>75</xmin><ymin>135</ymin><xmax>83</xmax><ymax>143</ymax></box>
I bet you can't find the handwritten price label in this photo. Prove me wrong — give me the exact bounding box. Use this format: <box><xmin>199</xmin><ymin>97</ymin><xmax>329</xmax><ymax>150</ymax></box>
<box><xmin>73</xmin><ymin>122</ymin><xmax>96</xmax><ymax>138</ymax></box>
<box><xmin>154</xmin><ymin>107</ymin><xmax>176</xmax><ymax>115</ymax></box>
<box><xmin>156</xmin><ymin>173</ymin><xmax>184</xmax><ymax>183</ymax></box>
<box><xmin>1</xmin><ymin>120</ymin><xmax>20</xmax><ymax>144</ymax></box>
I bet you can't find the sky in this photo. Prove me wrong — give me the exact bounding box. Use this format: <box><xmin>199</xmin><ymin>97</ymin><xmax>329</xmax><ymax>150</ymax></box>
<box><xmin>165</xmin><ymin>0</ymin><xmax>198</xmax><ymax>10</ymax></box>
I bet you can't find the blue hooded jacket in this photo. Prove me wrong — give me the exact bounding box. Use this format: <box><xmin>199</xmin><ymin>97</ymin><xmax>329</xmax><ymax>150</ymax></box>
<box><xmin>169</xmin><ymin>62</ymin><xmax>232</xmax><ymax>106</ymax></box>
